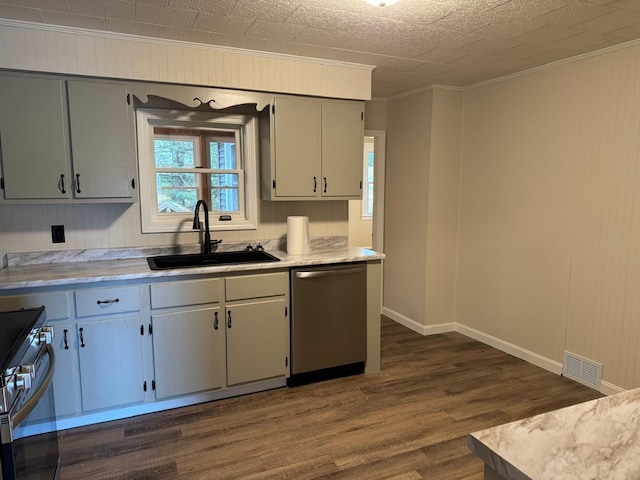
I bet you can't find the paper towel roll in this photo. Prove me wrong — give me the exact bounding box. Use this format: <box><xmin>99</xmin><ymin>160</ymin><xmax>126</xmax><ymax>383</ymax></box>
<box><xmin>287</xmin><ymin>216</ymin><xmax>311</xmax><ymax>254</ymax></box>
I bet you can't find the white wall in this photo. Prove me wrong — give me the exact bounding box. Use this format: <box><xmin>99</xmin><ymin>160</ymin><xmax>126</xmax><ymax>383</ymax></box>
<box><xmin>384</xmin><ymin>90</ymin><xmax>432</xmax><ymax>326</ymax></box>
<box><xmin>458</xmin><ymin>44</ymin><xmax>640</xmax><ymax>391</ymax></box>
<box><xmin>0</xmin><ymin>201</ymin><xmax>348</xmax><ymax>254</ymax></box>
<box><xmin>424</xmin><ymin>89</ymin><xmax>463</xmax><ymax>329</ymax></box>
<box><xmin>383</xmin><ymin>88</ymin><xmax>463</xmax><ymax>331</ymax></box>
<box><xmin>0</xmin><ymin>21</ymin><xmax>371</xmax><ymax>260</ymax></box>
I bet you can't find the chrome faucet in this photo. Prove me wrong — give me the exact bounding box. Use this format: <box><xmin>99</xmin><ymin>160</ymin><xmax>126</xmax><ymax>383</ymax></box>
<box><xmin>193</xmin><ymin>200</ymin><xmax>212</xmax><ymax>254</ymax></box>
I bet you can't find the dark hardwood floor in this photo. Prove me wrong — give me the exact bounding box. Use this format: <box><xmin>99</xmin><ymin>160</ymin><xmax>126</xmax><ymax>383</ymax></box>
<box><xmin>58</xmin><ymin>318</ymin><xmax>603</xmax><ymax>479</ymax></box>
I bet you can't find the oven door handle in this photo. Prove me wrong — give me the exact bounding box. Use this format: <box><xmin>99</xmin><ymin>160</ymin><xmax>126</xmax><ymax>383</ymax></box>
<box><xmin>12</xmin><ymin>344</ymin><xmax>56</xmax><ymax>428</ymax></box>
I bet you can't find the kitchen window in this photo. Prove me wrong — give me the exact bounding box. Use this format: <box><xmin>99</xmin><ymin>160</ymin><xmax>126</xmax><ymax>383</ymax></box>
<box><xmin>137</xmin><ymin>109</ymin><xmax>258</xmax><ymax>233</ymax></box>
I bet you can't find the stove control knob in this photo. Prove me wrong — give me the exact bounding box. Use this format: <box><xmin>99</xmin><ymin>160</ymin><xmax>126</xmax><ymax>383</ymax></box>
<box><xmin>14</xmin><ymin>371</ymin><xmax>33</xmax><ymax>390</ymax></box>
<box><xmin>38</xmin><ymin>326</ymin><xmax>54</xmax><ymax>345</ymax></box>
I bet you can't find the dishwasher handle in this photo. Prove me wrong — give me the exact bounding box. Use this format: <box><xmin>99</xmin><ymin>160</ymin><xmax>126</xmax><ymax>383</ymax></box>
<box><xmin>295</xmin><ymin>266</ymin><xmax>364</xmax><ymax>279</ymax></box>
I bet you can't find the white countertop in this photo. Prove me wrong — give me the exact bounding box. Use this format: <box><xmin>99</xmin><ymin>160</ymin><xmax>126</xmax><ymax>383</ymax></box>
<box><xmin>467</xmin><ymin>387</ymin><xmax>640</xmax><ymax>480</ymax></box>
<box><xmin>0</xmin><ymin>245</ymin><xmax>384</xmax><ymax>291</ymax></box>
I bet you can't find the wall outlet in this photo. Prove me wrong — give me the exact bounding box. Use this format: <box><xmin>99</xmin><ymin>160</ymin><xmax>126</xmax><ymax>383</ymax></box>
<box><xmin>51</xmin><ymin>225</ymin><xmax>65</xmax><ymax>243</ymax></box>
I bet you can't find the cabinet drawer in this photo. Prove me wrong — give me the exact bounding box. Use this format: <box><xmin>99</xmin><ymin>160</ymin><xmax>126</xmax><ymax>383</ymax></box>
<box><xmin>0</xmin><ymin>291</ymin><xmax>70</xmax><ymax>320</ymax></box>
<box><xmin>226</xmin><ymin>272</ymin><xmax>287</xmax><ymax>301</ymax></box>
<box><xmin>150</xmin><ymin>278</ymin><xmax>221</xmax><ymax>309</ymax></box>
<box><xmin>75</xmin><ymin>286</ymin><xmax>140</xmax><ymax>317</ymax></box>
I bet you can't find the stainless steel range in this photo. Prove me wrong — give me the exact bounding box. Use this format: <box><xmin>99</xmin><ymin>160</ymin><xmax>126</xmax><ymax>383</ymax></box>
<box><xmin>0</xmin><ymin>307</ymin><xmax>59</xmax><ymax>480</ymax></box>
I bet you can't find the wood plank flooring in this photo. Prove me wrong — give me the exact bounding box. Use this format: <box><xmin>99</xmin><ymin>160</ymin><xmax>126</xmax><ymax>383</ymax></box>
<box><xmin>58</xmin><ymin>318</ymin><xmax>603</xmax><ymax>479</ymax></box>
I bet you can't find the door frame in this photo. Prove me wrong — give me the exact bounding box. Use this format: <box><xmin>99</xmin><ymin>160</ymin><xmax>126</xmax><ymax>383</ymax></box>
<box><xmin>366</xmin><ymin>129</ymin><xmax>386</xmax><ymax>253</ymax></box>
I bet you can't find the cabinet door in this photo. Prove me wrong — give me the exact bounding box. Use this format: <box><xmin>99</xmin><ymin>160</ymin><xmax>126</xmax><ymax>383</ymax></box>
<box><xmin>77</xmin><ymin>316</ymin><xmax>145</xmax><ymax>411</ymax></box>
<box><xmin>152</xmin><ymin>307</ymin><xmax>225</xmax><ymax>399</ymax></box>
<box><xmin>50</xmin><ymin>322</ymin><xmax>82</xmax><ymax>418</ymax></box>
<box><xmin>321</xmin><ymin>100</ymin><xmax>364</xmax><ymax>197</ymax></box>
<box><xmin>67</xmin><ymin>80</ymin><xmax>135</xmax><ymax>199</ymax></box>
<box><xmin>0</xmin><ymin>74</ymin><xmax>70</xmax><ymax>200</ymax></box>
<box><xmin>272</xmin><ymin>96</ymin><xmax>321</xmax><ymax>197</ymax></box>
<box><xmin>226</xmin><ymin>298</ymin><xmax>286</xmax><ymax>386</ymax></box>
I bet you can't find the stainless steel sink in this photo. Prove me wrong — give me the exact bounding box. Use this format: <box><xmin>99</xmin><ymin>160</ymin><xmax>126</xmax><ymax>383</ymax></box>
<box><xmin>147</xmin><ymin>250</ymin><xmax>280</xmax><ymax>270</ymax></box>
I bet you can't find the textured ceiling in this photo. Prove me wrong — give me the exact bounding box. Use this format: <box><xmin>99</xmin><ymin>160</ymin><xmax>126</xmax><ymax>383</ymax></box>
<box><xmin>1</xmin><ymin>0</ymin><xmax>640</xmax><ymax>98</ymax></box>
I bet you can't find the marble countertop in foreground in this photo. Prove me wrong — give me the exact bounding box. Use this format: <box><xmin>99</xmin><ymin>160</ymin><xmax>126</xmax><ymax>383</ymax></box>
<box><xmin>467</xmin><ymin>387</ymin><xmax>640</xmax><ymax>480</ymax></box>
<box><xmin>0</xmin><ymin>244</ymin><xmax>384</xmax><ymax>291</ymax></box>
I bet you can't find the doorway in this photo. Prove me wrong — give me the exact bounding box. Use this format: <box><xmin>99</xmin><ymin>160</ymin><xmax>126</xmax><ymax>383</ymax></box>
<box><xmin>348</xmin><ymin>130</ymin><xmax>386</xmax><ymax>252</ymax></box>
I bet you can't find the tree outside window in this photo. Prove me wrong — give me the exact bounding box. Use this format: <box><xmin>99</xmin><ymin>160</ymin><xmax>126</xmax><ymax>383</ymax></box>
<box><xmin>153</xmin><ymin>128</ymin><xmax>241</xmax><ymax>215</ymax></box>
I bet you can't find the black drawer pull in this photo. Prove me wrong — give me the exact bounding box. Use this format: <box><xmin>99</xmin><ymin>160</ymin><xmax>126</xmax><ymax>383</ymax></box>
<box><xmin>323</xmin><ymin>177</ymin><xmax>327</xmax><ymax>193</ymax></box>
<box><xmin>214</xmin><ymin>311</ymin><xmax>219</xmax><ymax>330</ymax></box>
<box><xmin>60</xmin><ymin>174</ymin><xmax>66</xmax><ymax>194</ymax></box>
<box><xmin>63</xmin><ymin>329</ymin><xmax>69</xmax><ymax>350</ymax></box>
<box><xmin>227</xmin><ymin>311</ymin><xmax>232</xmax><ymax>329</ymax></box>
<box><xmin>79</xmin><ymin>327</ymin><xmax>85</xmax><ymax>348</ymax></box>
<box><xmin>97</xmin><ymin>298</ymin><xmax>120</xmax><ymax>305</ymax></box>
<box><xmin>75</xmin><ymin>173</ymin><xmax>81</xmax><ymax>193</ymax></box>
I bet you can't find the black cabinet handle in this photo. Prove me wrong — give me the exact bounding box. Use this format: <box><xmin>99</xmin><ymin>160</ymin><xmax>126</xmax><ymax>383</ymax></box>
<box><xmin>313</xmin><ymin>176</ymin><xmax>317</xmax><ymax>193</ymax></box>
<box><xmin>97</xmin><ymin>298</ymin><xmax>120</xmax><ymax>305</ymax></box>
<box><xmin>214</xmin><ymin>311</ymin><xmax>219</xmax><ymax>330</ymax></box>
<box><xmin>227</xmin><ymin>311</ymin><xmax>232</xmax><ymax>329</ymax></box>
<box><xmin>60</xmin><ymin>174</ymin><xmax>66</xmax><ymax>194</ymax></box>
<box><xmin>76</xmin><ymin>173</ymin><xmax>81</xmax><ymax>194</ymax></box>
<box><xmin>79</xmin><ymin>327</ymin><xmax>85</xmax><ymax>348</ymax></box>
<box><xmin>63</xmin><ymin>329</ymin><xmax>69</xmax><ymax>350</ymax></box>
<box><xmin>323</xmin><ymin>177</ymin><xmax>327</xmax><ymax>193</ymax></box>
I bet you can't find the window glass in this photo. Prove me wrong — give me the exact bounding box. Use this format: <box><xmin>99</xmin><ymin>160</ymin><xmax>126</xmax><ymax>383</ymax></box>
<box><xmin>154</xmin><ymin>137</ymin><xmax>196</xmax><ymax>168</ymax></box>
<box><xmin>151</xmin><ymin>128</ymin><xmax>242</xmax><ymax>217</ymax></box>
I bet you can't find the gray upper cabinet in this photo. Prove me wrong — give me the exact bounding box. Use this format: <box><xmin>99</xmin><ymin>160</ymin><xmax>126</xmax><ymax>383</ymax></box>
<box><xmin>0</xmin><ymin>74</ymin><xmax>71</xmax><ymax>200</ymax></box>
<box><xmin>321</xmin><ymin>100</ymin><xmax>365</xmax><ymax>197</ymax></box>
<box><xmin>261</xmin><ymin>96</ymin><xmax>364</xmax><ymax>201</ymax></box>
<box><xmin>67</xmin><ymin>80</ymin><xmax>136</xmax><ymax>200</ymax></box>
<box><xmin>0</xmin><ymin>72</ymin><xmax>137</xmax><ymax>203</ymax></box>
<box><xmin>271</xmin><ymin>96</ymin><xmax>321</xmax><ymax>198</ymax></box>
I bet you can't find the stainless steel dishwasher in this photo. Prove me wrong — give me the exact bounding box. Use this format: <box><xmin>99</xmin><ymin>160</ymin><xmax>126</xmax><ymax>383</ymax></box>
<box><xmin>288</xmin><ymin>262</ymin><xmax>367</xmax><ymax>386</ymax></box>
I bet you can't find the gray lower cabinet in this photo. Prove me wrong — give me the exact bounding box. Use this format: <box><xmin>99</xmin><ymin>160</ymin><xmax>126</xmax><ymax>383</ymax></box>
<box><xmin>226</xmin><ymin>298</ymin><xmax>287</xmax><ymax>386</ymax></box>
<box><xmin>73</xmin><ymin>285</ymin><xmax>146</xmax><ymax>412</ymax></box>
<box><xmin>49</xmin><ymin>322</ymin><xmax>83</xmax><ymax>418</ymax></box>
<box><xmin>150</xmin><ymin>271</ymin><xmax>289</xmax><ymax>396</ymax></box>
<box><xmin>152</xmin><ymin>307</ymin><xmax>225</xmax><ymax>399</ymax></box>
<box><xmin>76</xmin><ymin>315</ymin><xmax>146</xmax><ymax>411</ymax></box>
<box><xmin>149</xmin><ymin>277</ymin><xmax>224</xmax><ymax>399</ymax></box>
<box><xmin>0</xmin><ymin>269</ymin><xmax>289</xmax><ymax>429</ymax></box>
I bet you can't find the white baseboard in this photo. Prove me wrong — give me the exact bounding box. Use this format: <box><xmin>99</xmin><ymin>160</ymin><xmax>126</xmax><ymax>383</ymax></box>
<box><xmin>600</xmin><ymin>381</ymin><xmax>625</xmax><ymax>396</ymax></box>
<box><xmin>382</xmin><ymin>308</ymin><xmax>624</xmax><ymax>395</ymax></box>
<box><xmin>382</xmin><ymin>307</ymin><xmax>455</xmax><ymax>335</ymax></box>
<box><xmin>455</xmin><ymin>323</ymin><xmax>563</xmax><ymax>375</ymax></box>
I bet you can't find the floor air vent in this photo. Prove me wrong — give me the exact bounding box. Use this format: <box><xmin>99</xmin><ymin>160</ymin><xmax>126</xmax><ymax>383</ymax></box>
<box><xmin>563</xmin><ymin>351</ymin><xmax>602</xmax><ymax>390</ymax></box>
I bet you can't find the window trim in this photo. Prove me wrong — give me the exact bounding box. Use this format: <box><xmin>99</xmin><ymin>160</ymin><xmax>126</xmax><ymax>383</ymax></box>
<box><xmin>137</xmin><ymin>108</ymin><xmax>258</xmax><ymax>233</ymax></box>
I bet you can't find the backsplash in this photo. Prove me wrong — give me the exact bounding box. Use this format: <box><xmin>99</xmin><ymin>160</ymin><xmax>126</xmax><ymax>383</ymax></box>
<box><xmin>0</xmin><ymin>200</ymin><xmax>348</xmax><ymax>261</ymax></box>
<box><xmin>5</xmin><ymin>236</ymin><xmax>348</xmax><ymax>267</ymax></box>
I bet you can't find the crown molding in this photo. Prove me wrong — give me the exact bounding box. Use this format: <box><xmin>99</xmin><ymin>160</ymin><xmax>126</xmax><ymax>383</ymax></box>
<box><xmin>468</xmin><ymin>36</ymin><xmax>640</xmax><ymax>90</ymax></box>
<box><xmin>383</xmin><ymin>83</ymin><xmax>465</xmax><ymax>101</ymax></box>
<box><xmin>0</xmin><ymin>18</ymin><xmax>375</xmax><ymax>72</ymax></box>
